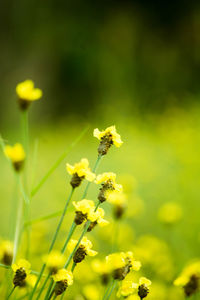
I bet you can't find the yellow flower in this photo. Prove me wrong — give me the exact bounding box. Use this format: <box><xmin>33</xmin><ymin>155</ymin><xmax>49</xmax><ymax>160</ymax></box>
<box><xmin>107</xmin><ymin>191</ymin><xmax>127</xmax><ymax>219</ymax></box>
<box><xmin>94</xmin><ymin>126</ymin><xmax>123</xmax><ymax>147</ymax></box>
<box><xmin>0</xmin><ymin>240</ymin><xmax>13</xmax><ymax>265</ymax></box>
<box><xmin>52</xmin><ymin>269</ymin><xmax>73</xmax><ymax>286</ymax></box>
<box><xmin>83</xmin><ymin>284</ymin><xmax>100</xmax><ymax>300</ymax></box>
<box><xmin>16</xmin><ymin>80</ymin><xmax>42</xmax><ymax>101</ymax></box>
<box><xmin>96</xmin><ymin>172</ymin><xmax>123</xmax><ymax>203</ymax></box>
<box><xmin>4</xmin><ymin>143</ymin><xmax>25</xmax><ymax>171</ymax></box>
<box><xmin>12</xmin><ymin>259</ymin><xmax>31</xmax><ymax>274</ymax></box>
<box><xmin>73</xmin><ymin>199</ymin><xmax>95</xmax><ymax>215</ymax></box>
<box><xmin>68</xmin><ymin>236</ymin><xmax>97</xmax><ymax>264</ymax></box>
<box><xmin>87</xmin><ymin>207</ymin><xmax>109</xmax><ymax>232</ymax></box>
<box><xmin>66</xmin><ymin>158</ymin><xmax>95</xmax><ymax>188</ymax></box>
<box><xmin>95</xmin><ymin>172</ymin><xmax>122</xmax><ymax>192</ymax></box>
<box><xmin>43</xmin><ymin>251</ymin><xmax>65</xmax><ymax>273</ymax></box>
<box><xmin>138</xmin><ymin>277</ymin><xmax>151</xmax><ymax>299</ymax></box>
<box><xmin>117</xmin><ymin>280</ymin><xmax>138</xmax><ymax>297</ymax></box>
<box><xmin>92</xmin><ymin>259</ymin><xmax>110</xmax><ymax>275</ymax></box>
<box><xmin>158</xmin><ymin>202</ymin><xmax>183</xmax><ymax>225</ymax></box>
<box><xmin>174</xmin><ymin>260</ymin><xmax>200</xmax><ymax>297</ymax></box>
<box><xmin>12</xmin><ymin>259</ymin><xmax>31</xmax><ymax>287</ymax></box>
<box><xmin>106</xmin><ymin>252</ymin><xmax>141</xmax><ymax>280</ymax></box>
<box><xmin>139</xmin><ymin>277</ymin><xmax>152</xmax><ymax>287</ymax></box>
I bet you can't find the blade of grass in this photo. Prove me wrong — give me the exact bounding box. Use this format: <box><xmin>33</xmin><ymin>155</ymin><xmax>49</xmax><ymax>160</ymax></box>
<box><xmin>31</xmin><ymin>125</ymin><xmax>89</xmax><ymax>197</ymax></box>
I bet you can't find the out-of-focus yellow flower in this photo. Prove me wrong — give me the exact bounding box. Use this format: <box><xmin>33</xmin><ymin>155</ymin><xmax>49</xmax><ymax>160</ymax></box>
<box><xmin>16</xmin><ymin>80</ymin><xmax>42</xmax><ymax>101</ymax></box>
<box><xmin>66</xmin><ymin>158</ymin><xmax>95</xmax><ymax>188</ymax></box>
<box><xmin>107</xmin><ymin>191</ymin><xmax>127</xmax><ymax>219</ymax></box>
<box><xmin>133</xmin><ymin>235</ymin><xmax>174</xmax><ymax>281</ymax></box>
<box><xmin>174</xmin><ymin>260</ymin><xmax>200</xmax><ymax>297</ymax></box>
<box><xmin>0</xmin><ymin>240</ymin><xmax>13</xmax><ymax>265</ymax></box>
<box><xmin>117</xmin><ymin>280</ymin><xmax>138</xmax><ymax>297</ymax></box>
<box><xmin>139</xmin><ymin>277</ymin><xmax>152</xmax><ymax>287</ymax></box>
<box><xmin>158</xmin><ymin>202</ymin><xmax>183</xmax><ymax>225</ymax></box>
<box><xmin>12</xmin><ymin>259</ymin><xmax>31</xmax><ymax>287</ymax></box>
<box><xmin>83</xmin><ymin>284</ymin><xmax>100</xmax><ymax>300</ymax></box>
<box><xmin>4</xmin><ymin>143</ymin><xmax>25</xmax><ymax>172</ymax></box>
<box><xmin>94</xmin><ymin>126</ymin><xmax>123</xmax><ymax>147</ymax></box>
<box><xmin>68</xmin><ymin>237</ymin><xmax>97</xmax><ymax>264</ymax></box>
<box><xmin>43</xmin><ymin>251</ymin><xmax>65</xmax><ymax>273</ymax></box>
<box><xmin>52</xmin><ymin>269</ymin><xmax>73</xmax><ymax>285</ymax></box>
<box><xmin>92</xmin><ymin>259</ymin><xmax>110</xmax><ymax>274</ymax></box>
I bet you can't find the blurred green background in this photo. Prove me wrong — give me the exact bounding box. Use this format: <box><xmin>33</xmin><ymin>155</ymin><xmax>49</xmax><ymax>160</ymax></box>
<box><xmin>0</xmin><ymin>0</ymin><xmax>200</xmax><ymax>299</ymax></box>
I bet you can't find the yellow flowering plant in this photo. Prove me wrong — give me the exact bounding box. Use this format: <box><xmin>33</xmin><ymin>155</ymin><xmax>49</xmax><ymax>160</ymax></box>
<box><xmin>4</xmin><ymin>143</ymin><xmax>25</xmax><ymax>172</ymax></box>
<box><xmin>16</xmin><ymin>79</ymin><xmax>42</xmax><ymax>110</ymax></box>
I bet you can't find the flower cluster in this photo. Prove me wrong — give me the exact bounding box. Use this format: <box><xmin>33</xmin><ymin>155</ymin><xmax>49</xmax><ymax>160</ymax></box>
<box><xmin>117</xmin><ymin>277</ymin><xmax>152</xmax><ymax>299</ymax></box>
<box><xmin>68</xmin><ymin>236</ymin><xmax>97</xmax><ymax>264</ymax></box>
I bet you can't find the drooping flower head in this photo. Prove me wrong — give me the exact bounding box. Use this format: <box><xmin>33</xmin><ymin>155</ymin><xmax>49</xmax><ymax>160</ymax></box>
<box><xmin>106</xmin><ymin>252</ymin><xmax>141</xmax><ymax>281</ymax></box>
<box><xmin>66</xmin><ymin>158</ymin><xmax>95</xmax><ymax>188</ymax></box>
<box><xmin>87</xmin><ymin>207</ymin><xmax>109</xmax><ymax>232</ymax></box>
<box><xmin>68</xmin><ymin>236</ymin><xmax>97</xmax><ymax>264</ymax></box>
<box><xmin>95</xmin><ymin>172</ymin><xmax>123</xmax><ymax>203</ymax></box>
<box><xmin>0</xmin><ymin>240</ymin><xmax>13</xmax><ymax>265</ymax></box>
<box><xmin>52</xmin><ymin>269</ymin><xmax>73</xmax><ymax>296</ymax></box>
<box><xmin>158</xmin><ymin>202</ymin><xmax>183</xmax><ymax>225</ymax></box>
<box><xmin>12</xmin><ymin>259</ymin><xmax>31</xmax><ymax>287</ymax></box>
<box><xmin>43</xmin><ymin>251</ymin><xmax>65</xmax><ymax>274</ymax></box>
<box><xmin>107</xmin><ymin>191</ymin><xmax>127</xmax><ymax>219</ymax></box>
<box><xmin>93</xmin><ymin>126</ymin><xmax>123</xmax><ymax>155</ymax></box>
<box><xmin>16</xmin><ymin>80</ymin><xmax>43</xmax><ymax>110</ymax></box>
<box><xmin>174</xmin><ymin>261</ymin><xmax>200</xmax><ymax>297</ymax></box>
<box><xmin>4</xmin><ymin>143</ymin><xmax>25</xmax><ymax>172</ymax></box>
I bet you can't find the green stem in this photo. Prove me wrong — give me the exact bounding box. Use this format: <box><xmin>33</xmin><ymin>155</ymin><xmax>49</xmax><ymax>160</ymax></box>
<box><xmin>6</xmin><ymin>286</ymin><xmax>15</xmax><ymax>300</ymax></box>
<box><xmin>71</xmin><ymin>262</ymin><xmax>76</xmax><ymax>273</ymax></box>
<box><xmin>61</xmin><ymin>221</ymin><xmax>76</xmax><ymax>254</ymax></box>
<box><xmin>102</xmin><ymin>279</ymin><xmax>116</xmax><ymax>300</ymax></box>
<box><xmin>31</xmin><ymin>126</ymin><xmax>89</xmax><ymax>197</ymax></box>
<box><xmin>82</xmin><ymin>155</ymin><xmax>102</xmax><ymax>199</ymax></box>
<box><xmin>35</xmin><ymin>272</ymin><xmax>51</xmax><ymax>300</ymax></box>
<box><xmin>13</xmin><ymin>176</ymin><xmax>23</xmax><ymax>263</ymax></box>
<box><xmin>44</xmin><ymin>279</ymin><xmax>54</xmax><ymax>300</ymax></box>
<box><xmin>29</xmin><ymin>188</ymin><xmax>74</xmax><ymax>299</ymax></box>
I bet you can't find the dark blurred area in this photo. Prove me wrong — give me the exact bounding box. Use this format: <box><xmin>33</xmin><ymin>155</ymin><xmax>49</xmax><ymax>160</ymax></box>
<box><xmin>0</xmin><ymin>0</ymin><xmax>200</xmax><ymax>122</ymax></box>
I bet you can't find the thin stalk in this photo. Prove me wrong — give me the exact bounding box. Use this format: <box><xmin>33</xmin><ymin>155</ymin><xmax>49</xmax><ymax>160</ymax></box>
<box><xmin>9</xmin><ymin>173</ymin><xmax>20</xmax><ymax>241</ymax></box>
<box><xmin>31</xmin><ymin>126</ymin><xmax>89</xmax><ymax>197</ymax></box>
<box><xmin>82</xmin><ymin>155</ymin><xmax>102</xmax><ymax>199</ymax></box>
<box><xmin>29</xmin><ymin>188</ymin><xmax>74</xmax><ymax>299</ymax></box>
<box><xmin>13</xmin><ymin>180</ymin><xmax>23</xmax><ymax>263</ymax></box>
<box><xmin>35</xmin><ymin>272</ymin><xmax>51</xmax><ymax>300</ymax></box>
<box><xmin>61</xmin><ymin>221</ymin><xmax>76</xmax><ymax>254</ymax></box>
<box><xmin>102</xmin><ymin>279</ymin><xmax>116</xmax><ymax>300</ymax></box>
<box><xmin>44</xmin><ymin>279</ymin><xmax>54</xmax><ymax>300</ymax></box>
<box><xmin>6</xmin><ymin>286</ymin><xmax>15</xmax><ymax>300</ymax></box>
<box><xmin>105</xmin><ymin>280</ymin><xmax>117</xmax><ymax>300</ymax></box>
<box><xmin>71</xmin><ymin>262</ymin><xmax>76</xmax><ymax>273</ymax></box>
